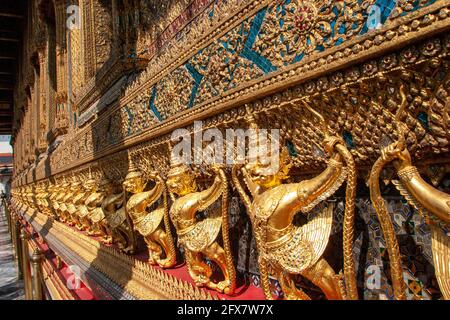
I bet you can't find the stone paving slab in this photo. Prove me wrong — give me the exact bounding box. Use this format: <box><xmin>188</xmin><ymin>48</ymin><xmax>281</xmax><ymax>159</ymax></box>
<box><xmin>0</xmin><ymin>208</ymin><xmax>24</xmax><ymax>300</ymax></box>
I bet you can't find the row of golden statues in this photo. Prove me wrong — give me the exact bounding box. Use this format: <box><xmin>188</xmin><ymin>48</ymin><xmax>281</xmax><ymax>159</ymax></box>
<box><xmin>11</xmin><ymin>87</ymin><xmax>449</xmax><ymax>300</ymax></box>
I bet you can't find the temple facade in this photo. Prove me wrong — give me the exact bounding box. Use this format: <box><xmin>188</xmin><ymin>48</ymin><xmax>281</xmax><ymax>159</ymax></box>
<box><xmin>3</xmin><ymin>0</ymin><xmax>449</xmax><ymax>300</ymax></box>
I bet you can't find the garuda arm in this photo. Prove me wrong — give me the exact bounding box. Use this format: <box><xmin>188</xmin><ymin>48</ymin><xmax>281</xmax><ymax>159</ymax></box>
<box><xmin>297</xmin><ymin>151</ymin><xmax>345</xmax><ymax>213</ymax></box>
<box><xmin>196</xmin><ymin>171</ymin><xmax>224</xmax><ymax>212</ymax></box>
<box><xmin>386</xmin><ymin>145</ymin><xmax>450</xmax><ymax>224</ymax></box>
<box><xmin>379</xmin><ymin>88</ymin><xmax>449</xmax><ymax>223</ymax></box>
<box><xmin>145</xmin><ymin>172</ymin><xmax>165</xmax><ymax>206</ymax></box>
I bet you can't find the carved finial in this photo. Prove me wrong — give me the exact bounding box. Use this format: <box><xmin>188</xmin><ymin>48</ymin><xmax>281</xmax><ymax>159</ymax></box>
<box><xmin>167</xmin><ymin>139</ymin><xmax>181</xmax><ymax>167</ymax></box>
<box><xmin>127</xmin><ymin>151</ymin><xmax>140</xmax><ymax>174</ymax></box>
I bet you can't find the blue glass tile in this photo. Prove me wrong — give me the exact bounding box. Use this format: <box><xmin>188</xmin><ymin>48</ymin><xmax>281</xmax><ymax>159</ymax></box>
<box><xmin>338</xmin><ymin>22</ymin><xmax>346</xmax><ymax>35</ymax></box>
<box><xmin>293</xmin><ymin>52</ymin><xmax>304</xmax><ymax>63</ymax></box>
<box><xmin>149</xmin><ymin>86</ymin><xmax>163</xmax><ymax>121</ymax></box>
<box><xmin>343</xmin><ymin>131</ymin><xmax>355</xmax><ymax>149</ymax></box>
<box><xmin>286</xmin><ymin>140</ymin><xmax>298</xmax><ymax>157</ymax></box>
<box><xmin>241</xmin><ymin>8</ymin><xmax>277</xmax><ymax>74</ymax></box>
<box><xmin>184</xmin><ymin>63</ymin><xmax>204</xmax><ymax>109</ymax></box>
<box><xmin>124</xmin><ymin>106</ymin><xmax>134</xmax><ymax>136</ymax></box>
<box><xmin>417</xmin><ymin>112</ymin><xmax>429</xmax><ymax>131</ymax></box>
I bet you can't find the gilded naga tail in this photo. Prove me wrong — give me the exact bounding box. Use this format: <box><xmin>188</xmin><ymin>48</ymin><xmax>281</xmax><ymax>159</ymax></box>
<box><xmin>217</xmin><ymin>168</ymin><xmax>236</xmax><ymax>294</ymax></box>
<box><xmin>368</xmin><ymin>85</ymin><xmax>410</xmax><ymax>300</ymax></box>
<box><xmin>122</xmin><ymin>189</ymin><xmax>137</xmax><ymax>254</ymax></box>
<box><xmin>162</xmin><ymin>180</ymin><xmax>177</xmax><ymax>267</ymax></box>
<box><xmin>335</xmin><ymin>143</ymin><xmax>358</xmax><ymax>300</ymax></box>
<box><xmin>369</xmin><ymin>153</ymin><xmax>407</xmax><ymax>300</ymax></box>
<box><xmin>303</xmin><ymin>101</ymin><xmax>358</xmax><ymax>300</ymax></box>
<box><xmin>231</xmin><ymin>165</ymin><xmax>273</xmax><ymax>300</ymax></box>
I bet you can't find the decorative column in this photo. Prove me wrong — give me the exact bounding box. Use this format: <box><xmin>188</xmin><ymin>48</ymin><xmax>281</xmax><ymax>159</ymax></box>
<box><xmin>56</xmin><ymin>256</ymin><xmax>62</xmax><ymax>269</ymax></box>
<box><xmin>24</xmin><ymin>106</ymin><xmax>33</xmax><ymax>165</ymax></box>
<box><xmin>20</xmin><ymin>229</ymin><xmax>33</xmax><ymax>300</ymax></box>
<box><xmin>68</xmin><ymin>0</ymin><xmax>82</xmax><ymax>130</ymax></box>
<box><xmin>54</xmin><ymin>0</ymin><xmax>69</xmax><ymax>136</ymax></box>
<box><xmin>81</xmin><ymin>0</ymin><xmax>95</xmax><ymax>81</ymax></box>
<box><xmin>81</xmin><ymin>0</ymin><xmax>113</xmax><ymax>79</ymax></box>
<box><xmin>21</xmin><ymin>122</ymin><xmax>26</xmax><ymax>171</ymax></box>
<box><xmin>45</xmin><ymin>23</ymin><xmax>56</xmax><ymax>138</ymax></box>
<box><xmin>28</xmin><ymin>89</ymin><xmax>36</xmax><ymax>163</ymax></box>
<box><xmin>31</xmin><ymin>249</ymin><xmax>45</xmax><ymax>300</ymax></box>
<box><xmin>111</xmin><ymin>0</ymin><xmax>120</xmax><ymax>56</ymax></box>
<box><xmin>37</xmin><ymin>50</ymin><xmax>47</xmax><ymax>154</ymax></box>
<box><xmin>18</xmin><ymin>128</ymin><xmax>23</xmax><ymax>171</ymax></box>
<box><xmin>32</xmin><ymin>72</ymin><xmax>39</xmax><ymax>157</ymax></box>
<box><xmin>14</xmin><ymin>220</ymin><xmax>23</xmax><ymax>279</ymax></box>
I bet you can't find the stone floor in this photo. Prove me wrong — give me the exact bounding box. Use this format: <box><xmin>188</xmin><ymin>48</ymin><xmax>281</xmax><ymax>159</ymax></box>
<box><xmin>0</xmin><ymin>208</ymin><xmax>24</xmax><ymax>300</ymax></box>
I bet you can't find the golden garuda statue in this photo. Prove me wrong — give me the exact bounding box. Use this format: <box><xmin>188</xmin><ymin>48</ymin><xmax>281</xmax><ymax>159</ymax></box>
<box><xmin>166</xmin><ymin>158</ymin><xmax>236</xmax><ymax>294</ymax></box>
<box><xmin>58</xmin><ymin>176</ymin><xmax>76</xmax><ymax>225</ymax></box>
<box><xmin>33</xmin><ymin>182</ymin><xmax>42</xmax><ymax>211</ymax></box>
<box><xmin>47</xmin><ymin>180</ymin><xmax>59</xmax><ymax>219</ymax></box>
<box><xmin>78</xmin><ymin>175</ymin><xmax>97</xmax><ymax>234</ymax></box>
<box><xmin>369</xmin><ymin>84</ymin><xmax>450</xmax><ymax>300</ymax></box>
<box><xmin>39</xmin><ymin>180</ymin><xmax>53</xmax><ymax>217</ymax></box>
<box><xmin>101</xmin><ymin>177</ymin><xmax>136</xmax><ymax>254</ymax></box>
<box><xmin>232</xmin><ymin>105</ymin><xmax>358</xmax><ymax>300</ymax></box>
<box><xmin>123</xmin><ymin>156</ymin><xmax>176</xmax><ymax>268</ymax></box>
<box><xmin>85</xmin><ymin>173</ymin><xmax>113</xmax><ymax>244</ymax></box>
<box><xmin>25</xmin><ymin>185</ymin><xmax>34</xmax><ymax>209</ymax></box>
<box><xmin>69</xmin><ymin>173</ymin><xmax>90</xmax><ymax>231</ymax></box>
<box><xmin>51</xmin><ymin>179</ymin><xmax>65</xmax><ymax>222</ymax></box>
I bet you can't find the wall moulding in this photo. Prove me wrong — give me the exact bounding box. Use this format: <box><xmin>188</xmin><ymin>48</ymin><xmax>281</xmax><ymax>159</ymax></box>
<box><xmin>43</xmin><ymin>39</ymin><xmax>449</xmax><ymax>184</ymax></box>
<box><xmin>14</xmin><ymin>203</ymin><xmax>220</xmax><ymax>300</ymax></box>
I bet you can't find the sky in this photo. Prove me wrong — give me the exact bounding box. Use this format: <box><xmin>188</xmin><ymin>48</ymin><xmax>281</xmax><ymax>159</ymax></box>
<box><xmin>0</xmin><ymin>135</ymin><xmax>13</xmax><ymax>154</ymax></box>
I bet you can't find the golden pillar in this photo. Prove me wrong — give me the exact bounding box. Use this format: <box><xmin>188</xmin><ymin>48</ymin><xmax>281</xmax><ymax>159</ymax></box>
<box><xmin>10</xmin><ymin>215</ymin><xmax>16</xmax><ymax>258</ymax></box>
<box><xmin>56</xmin><ymin>256</ymin><xmax>62</xmax><ymax>269</ymax></box>
<box><xmin>14</xmin><ymin>220</ymin><xmax>23</xmax><ymax>280</ymax></box>
<box><xmin>20</xmin><ymin>230</ymin><xmax>32</xmax><ymax>300</ymax></box>
<box><xmin>31</xmin><ymin>249</ymin><xmax>45</xmax><ymax>300</ymax></box>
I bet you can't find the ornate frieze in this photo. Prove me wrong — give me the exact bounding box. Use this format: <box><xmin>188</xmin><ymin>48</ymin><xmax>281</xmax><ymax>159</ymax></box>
<box><xmin>43</xmin><ymin>32</ymin><xmax>449</xmax><ymax>181</ymax></box>
<box><xmin>26</xmin><ymin>0</ymin><xmax>447</xmax><ymax>181</ymax></box>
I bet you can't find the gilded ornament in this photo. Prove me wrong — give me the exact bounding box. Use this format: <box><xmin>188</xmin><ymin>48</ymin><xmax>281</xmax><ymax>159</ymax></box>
<box><xmin>123</xmin><ymin>156</ymin><xmax>176</xmax><ymax>268</ymax></box>
<box><xmin>167</xmin><ymin>159</ymin><xmax>236</xmax><ymax>294</ymax></box>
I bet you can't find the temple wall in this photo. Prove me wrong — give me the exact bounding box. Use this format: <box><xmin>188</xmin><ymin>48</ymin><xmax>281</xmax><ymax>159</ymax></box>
<box><xmin>8</xmin><ymin>0</ymin><xmax>450</xmax><ymax>300</ymax></box>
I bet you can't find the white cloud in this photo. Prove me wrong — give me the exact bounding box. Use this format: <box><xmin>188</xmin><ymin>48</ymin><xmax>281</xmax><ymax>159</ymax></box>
<box><xmin>0</xmin><ymin>141</ymin><xmax>12</xmax><ymax>154</ymax></box>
